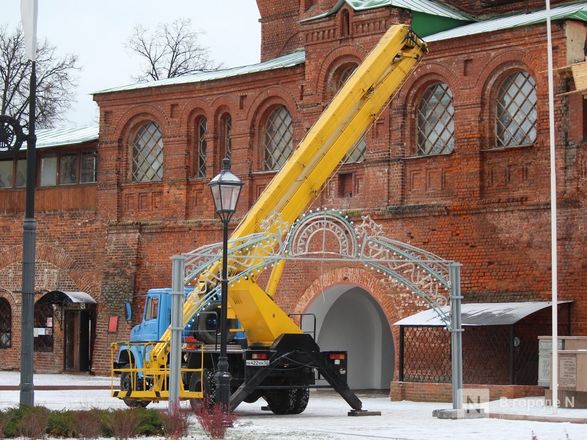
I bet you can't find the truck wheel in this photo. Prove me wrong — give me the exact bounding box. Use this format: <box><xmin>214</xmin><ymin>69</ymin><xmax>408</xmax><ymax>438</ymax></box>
<box><xmin>264</xmin><ymin>387</ymin><xmax>309</xmax><ymax>415</ymax></box>
<box><xmin>120</xmin><ymin>365</ymin><xmax>150</xmax><ymax>408</ymax></box>
<box><xmin>289</xmin><ymin>387</ymin><xmax>310</xmax><ymax>414</ymax></box>
<box><xmin>189</xmin><ymin>369</ymin><xmax>216</xmax><ymax>412</ymax></box>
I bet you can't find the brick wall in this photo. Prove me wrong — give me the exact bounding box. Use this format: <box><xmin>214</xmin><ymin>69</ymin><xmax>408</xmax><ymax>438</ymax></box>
<box><xmin>256</xmin><ymin>0</ymin><xmax>302</xmax><ymax>61</ymax></box>
<box><xmin>0</xmin><ymin>212</ymin><xmax>102</xmax><ymax>372</ymax></box>
<box><xmin>390</xmin><ymin>382</ymin><xmax>546</xmax><ymax>402</ymax></box>
<box><xmin>0</xmin><ymin>3</ymin><xmax>585</xmax><ymax>395</ymax></box>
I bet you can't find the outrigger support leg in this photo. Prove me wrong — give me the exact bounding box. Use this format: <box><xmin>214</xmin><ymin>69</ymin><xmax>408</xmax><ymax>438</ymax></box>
<box><xmin>315</xmin><ymin>353</ymin><xmax>381</xmax><ymax>417</ymax></box>
<box><xmin>229</xmin><ymin>363</ymin><xmax>273</xmax><ymax>412</ymax></box>
<box><xmin>272</xmin><ymin>334</ymin><xmax>382</xmax><ymax>416</ymax></box>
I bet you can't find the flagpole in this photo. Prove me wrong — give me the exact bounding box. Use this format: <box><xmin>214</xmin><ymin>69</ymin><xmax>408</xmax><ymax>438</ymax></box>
<box><xmin>544</xmin><ymin>0</ymin><xmax>559</xmax><ymax>414</ymax></box>
<box><xmin>19</xmin><ymin>0</ymin><xmax>38</xmax><ymax>408</ymax></box>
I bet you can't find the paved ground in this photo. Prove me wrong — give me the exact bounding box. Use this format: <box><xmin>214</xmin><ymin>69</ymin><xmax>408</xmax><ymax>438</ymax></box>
<box><xmin>1</xmin><ymin>372</ymin><xmax>587</xmax><ymax>439</ymax></box>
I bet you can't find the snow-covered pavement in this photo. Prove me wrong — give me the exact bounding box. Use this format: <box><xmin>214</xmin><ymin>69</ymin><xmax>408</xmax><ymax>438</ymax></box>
<box><xmin>1</xmin><ymin>372</ymin><xmax>586</xmax><ymax>439</ymax></box>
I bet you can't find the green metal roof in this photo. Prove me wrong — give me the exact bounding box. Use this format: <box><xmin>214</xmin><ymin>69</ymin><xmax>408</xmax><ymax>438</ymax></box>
<box><xmin>300</xmin><ymin>0</ymin><xmax>473</xmax><ymax>23</ymax></box>
<box><xmin>425</xmin><ymin>3</ymin><xmax>587</xmax><ymax>42</ymax></box>
<box><xmin>94</xmin><ymin>50</ymin><xmax>306</xmax><ymax>95</ymax></box>
<box><xmin>20</xmin><ymin>126</ymin><xmax>99</xmax><ymax>150</ymax></box>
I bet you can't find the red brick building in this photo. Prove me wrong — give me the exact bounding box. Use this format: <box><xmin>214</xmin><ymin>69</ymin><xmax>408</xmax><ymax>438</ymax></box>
<box><xmin>1</xmin><ymin>0</ymin><xmax>586</xmax><ymax>401</ymax></box>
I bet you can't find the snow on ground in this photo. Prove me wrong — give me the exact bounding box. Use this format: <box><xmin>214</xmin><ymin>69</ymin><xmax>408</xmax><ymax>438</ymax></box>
<box><xmin>1</xmin><ymin>372</ymin><xmax>587</xmax><ymax>439</ymax></box>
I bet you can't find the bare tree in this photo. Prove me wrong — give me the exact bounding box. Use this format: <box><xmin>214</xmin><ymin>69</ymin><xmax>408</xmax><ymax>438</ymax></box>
<box><xmin>127</xmin><ymin>18</ymin><xmax>220</xmax><ymax>82</ymax></box>
<box><xmin>0</xmin><ymin>26</ymin><xmax>79</xmax><ymax>129</ymax></box>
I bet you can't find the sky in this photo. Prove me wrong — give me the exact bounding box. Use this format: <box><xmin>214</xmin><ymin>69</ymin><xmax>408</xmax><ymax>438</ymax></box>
<box><xmin>2</xmin><ymin>0</ymin><xmax>261</xmax><ymax>128</ymax></box>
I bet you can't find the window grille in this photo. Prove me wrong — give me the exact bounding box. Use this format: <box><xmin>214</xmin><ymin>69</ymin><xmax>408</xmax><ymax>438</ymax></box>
<box><xmin>263</xmin><ymin>105</ymin><xmax>293</xmax><ymax>171</ymax></box>
<box><xmin>401</xmin><ymin>324</ymin><xmax>544</xmax><ymax>385</ymax></box>
<box><xmin>416</xmin><ymin>83</ymin><xmax>455</xmax><ymax>156</ymax></box>
<box><xmin>0</xmin><ymin>299</ymin><xmax>11</xmax><ymax>348</ymax></box>
<box><xmin>196</xmin><ymin>117</ymin><xmax>207</xmax><ymax>178</ymax></box>
<box><xmin>220</xmin><ymin>114</ymin><xmax>232</xmax><ymax>161</ymax></box>
<box><xmin>495</xmin><ymin>71</ymin><xmax>537</xmax><ymax>147</ymax></box>
<box><xmin>131</xmin><ymin>122</ymin><xmax>163</xmax><ymax>182</ymax></box>
<box><xmin>343</xmin><ymin>136</ymin><xmax>366</xmax><ymax>164</ymax></box>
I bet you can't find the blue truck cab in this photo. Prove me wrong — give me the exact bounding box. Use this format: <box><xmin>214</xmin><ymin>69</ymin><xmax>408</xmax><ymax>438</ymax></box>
<box><xmin>115</xmin><ymin>287</ymin><xmax>243</xmax><ymax>371</ymax></box>
<box><xmin>114</xmin><ymin>287</ymin><xmax>191</xmax><ymax>371</ymax></box>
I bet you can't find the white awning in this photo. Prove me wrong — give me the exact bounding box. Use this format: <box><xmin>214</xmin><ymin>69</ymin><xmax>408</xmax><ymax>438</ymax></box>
<box><xmin>394</xmin><ymin>301</ymin><xmax>572</xmax><ymax>327</ymax></box>
<box><xmin>38</xmin><ymin>290</ymin><xmax>96</xmax><ymax>305</ymax></box>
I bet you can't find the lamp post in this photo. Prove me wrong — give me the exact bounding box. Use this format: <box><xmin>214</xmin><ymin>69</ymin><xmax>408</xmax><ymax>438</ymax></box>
<box><xmin>208</xmin><ymin>157</ymin><xmax>243</xmax><ymax>412</ymax></box>
<box><xmin>0</xmin><ymin>101</ymin><xmax>37</xmax><ymax>409</ymax></box>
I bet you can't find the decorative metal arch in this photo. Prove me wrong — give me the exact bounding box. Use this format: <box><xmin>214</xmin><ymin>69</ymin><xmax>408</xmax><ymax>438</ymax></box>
<box><xmin>183</xmin><ymin>209</ymin><xmax>456</xmax><ymax>327</ymax></box>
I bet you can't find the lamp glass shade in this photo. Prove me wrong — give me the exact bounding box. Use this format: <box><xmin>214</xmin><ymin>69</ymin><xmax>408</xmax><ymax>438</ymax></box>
<box><xmin>209</xmin><ymin>159</ymin><xmax>243</xmax><ymax>221</ymax></box>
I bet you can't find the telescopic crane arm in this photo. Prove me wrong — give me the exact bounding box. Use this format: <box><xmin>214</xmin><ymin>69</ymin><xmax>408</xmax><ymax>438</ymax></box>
<box><xmin>156</xmin><ymin>24</ymin><xmax>427</xmax><ymax>357</ymax></box>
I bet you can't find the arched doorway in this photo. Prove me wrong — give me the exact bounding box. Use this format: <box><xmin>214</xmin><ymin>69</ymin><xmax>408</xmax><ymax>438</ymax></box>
<box><xmin>304</xmin><ymin>285</ymin><xmax>393</xmax><ymax>390</ymax></box>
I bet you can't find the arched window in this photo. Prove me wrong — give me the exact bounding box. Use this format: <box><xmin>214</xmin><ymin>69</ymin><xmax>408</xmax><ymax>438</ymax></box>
<box><xmin>263</xmin><ymin>105</ymin><xmax>293</xmax><ymax>171</ymax></box>
<box><xmin>195</xmin><ymin>117</ymin><xmax>207</xmax><ymax>178</ymax></box>
<box><xmin>0</xmin><ymin>298</ymin><xmax>11</xmax><ymax>349</ymax></box>
<box><xmin>333</xmin><ymin>64</ymin><xmax>366</xmax><ymax>164</ymax></box>
<box><xmin>416</xmin><ymin>82</ymin><xmax>455</xmax><ymax>156</ymax></box>
<box><xmin>495</xmin><ymin>71</ymin><xmax>537</xmax><ymax>147</ymax></box>
<box><xmin>131</xmin><ymin>121</ymin><xmax>163</xmax><ymax>182</ymax></box>
<box><xmin>219</xmin><ymin>113</ymin><xmax>232</xmax><ymax>163</ymax></box>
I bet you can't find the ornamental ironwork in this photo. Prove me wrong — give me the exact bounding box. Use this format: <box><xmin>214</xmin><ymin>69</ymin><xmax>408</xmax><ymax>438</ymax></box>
<box><xmin>181</xmin><ymin>209</ymin><xmax>454</xmax><ymax>327</ymax></box>
<box><xmin>0</xmin><ymin>115</ymin><xmax>25</xmax><ymax>156</ymax></box>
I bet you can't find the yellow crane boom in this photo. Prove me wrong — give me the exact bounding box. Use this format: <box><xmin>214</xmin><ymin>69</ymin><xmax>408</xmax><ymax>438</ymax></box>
<box><xmin>156</xmin><ymin>24</ymin><xmax>427</xmax><ymax>359</ymax></box>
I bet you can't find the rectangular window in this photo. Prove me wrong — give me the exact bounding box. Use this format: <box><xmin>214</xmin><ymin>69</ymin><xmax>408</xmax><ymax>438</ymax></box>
<box><xmin>40</xmin><ymin>156</ymin><xmax>57</xmax><ymax>186</ymax></box>
<box><xmin>0</xmin><ymin>160</ymin><xmax>27</xmax><ymax>188</ymax></box>
<box><xmin>39</xmin><ymin>151</ymin><xmax>97</xmax><ymax>186</ymax></box>
<box><xmin>15</xmin><ymin>159</ymin><xmax>27</xmax><ymax>187</ymax></box>
<box><xmin>0</xmin><ymin>161</ymin><xmax>13</xmax><ymax>188</ymax></box>
<box><xmin>59</xmin><ymin>154</ymin><xmax>78</xmax><ymax>185</ymax></box>
<box><xmin>81</xmin><ymin>152</ymin><xmax>97</xmax><ymax>183</ymax></box>
<box><xmin>338</xmin><ymin>173</ymin><xmax>354</xmax><ymax>197</ymax></box>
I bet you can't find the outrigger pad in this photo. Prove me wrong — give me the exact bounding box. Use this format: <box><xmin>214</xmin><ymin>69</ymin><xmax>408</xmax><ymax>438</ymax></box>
<box><xmin>348</xmin><ymin>409</ymin><xmax>381</xmax><ymax>416</ymax></box>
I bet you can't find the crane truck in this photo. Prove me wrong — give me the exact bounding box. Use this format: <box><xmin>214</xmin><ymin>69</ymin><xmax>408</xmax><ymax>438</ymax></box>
<box><xmin>112</xmin><ymin>24</ymin><xmax>427</xmax><ymax>415</ymax></box>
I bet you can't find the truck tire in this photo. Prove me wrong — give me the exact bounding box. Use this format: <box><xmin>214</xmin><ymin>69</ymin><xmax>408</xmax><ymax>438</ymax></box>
<box><xmin>120</xmin><ymin>365</ymin><xmax>150</xmax><ymax>408</ymax></box>
<box><xmin>189</xmin><ymin>369</ymin><xmax>216</xmax><ymax>412</ymax></box>
<box><xmin>289</xmin><ymin>387</ymin><xmax>310</xmax><ymax>414</ymax></box>
<box><xmin>264</xmin><ymin>387</ymin><xmax>310</xmax><ymax>415</ymax></box>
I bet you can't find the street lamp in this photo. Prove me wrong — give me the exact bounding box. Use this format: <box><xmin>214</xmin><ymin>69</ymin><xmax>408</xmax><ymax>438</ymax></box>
<box><xmin>209</xmin><ymin>157</ymin><xmax>243</xmax><ymax>411</ymax></box>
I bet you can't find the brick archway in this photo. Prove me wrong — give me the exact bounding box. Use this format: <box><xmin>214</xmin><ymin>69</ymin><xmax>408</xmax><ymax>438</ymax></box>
<box><xmin>294</xmin><ymin>266</ymin><xmax>401</xmax><ymax>389</ymax></box>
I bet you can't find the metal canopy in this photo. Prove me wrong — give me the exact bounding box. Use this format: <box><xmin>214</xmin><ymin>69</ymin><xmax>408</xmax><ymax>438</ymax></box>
<box><xmin>37</xmin><ymin>290</ymin><xmax>96</xmax><ymax>305</ymax></box>
<box><xmin>394</xmin><ymin>301</ymin><xmax>572</xmax><ymax>327</ymax></box>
